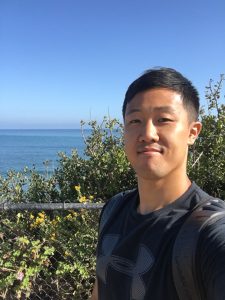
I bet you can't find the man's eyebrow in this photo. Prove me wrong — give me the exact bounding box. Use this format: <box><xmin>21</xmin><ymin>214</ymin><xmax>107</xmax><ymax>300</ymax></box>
<box><xmin>125</xmin><ymin>108</ymin><xmax>141</xmax><ymax>116</ymax></box>
<box><xmin>125</xmin><ymin>106</ymin><xmax>177</xmax><ymax>116</ymax></box>
<box><xmin>153</xmin><ymin>106</ymin><xmax>177</xmax><ymax>114</ymax></box>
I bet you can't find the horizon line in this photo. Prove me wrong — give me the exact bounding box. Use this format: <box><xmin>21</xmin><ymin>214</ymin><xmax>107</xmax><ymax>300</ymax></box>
<box><xmin>0</xmin><ymin>128</ymin><xmax>90</xmax><ymax>130</ymax></box>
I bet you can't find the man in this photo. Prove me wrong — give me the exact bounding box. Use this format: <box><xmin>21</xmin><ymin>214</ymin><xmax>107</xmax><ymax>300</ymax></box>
<box><xmin>90</xmin><ymin>67</ymin><xmax>225</xmax><ymax>299</ymax></box>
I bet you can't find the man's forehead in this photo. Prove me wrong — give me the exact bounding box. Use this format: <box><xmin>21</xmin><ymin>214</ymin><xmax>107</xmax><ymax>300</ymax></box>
<box><xmin>125</xmin><ymin>105</ymin><xmax>179</xmax><ymax>116</ymax></box>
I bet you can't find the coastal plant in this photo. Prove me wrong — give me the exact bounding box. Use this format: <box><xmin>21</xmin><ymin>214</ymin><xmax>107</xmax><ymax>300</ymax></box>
<box><xmin>55</xmin><ymin>117</ymin><xmax>136</xmax><ymax>202</ymax></box>
<box><xmin>0</xmin><ymin>168</ymin><xmax>60</xmax><ymax>204</ymax></box>
<box><xmin>0</xmin><ymin>170</ymin><xmax>28</xmax><ymax>203</ymax></box>
<box><xmin>25</xmin><ymin>169</ymin><xmax>60</xmax><ymax>203</ymax></box>
<box><xmin>0</xmin><ymin>187</ymin><xmax>99</xmax><ymax>299</ymax></box>
<box><xmin>188</xmin><ymin>74</ymin><xmax>225</xmax><ymax>199</ymax></box>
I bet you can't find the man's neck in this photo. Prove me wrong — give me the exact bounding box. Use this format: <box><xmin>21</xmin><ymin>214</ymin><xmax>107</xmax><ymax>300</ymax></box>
<box><xmin>137</xmin><ymin>173</ymin><xmax>191</xmax><ymax>215</ymax></box>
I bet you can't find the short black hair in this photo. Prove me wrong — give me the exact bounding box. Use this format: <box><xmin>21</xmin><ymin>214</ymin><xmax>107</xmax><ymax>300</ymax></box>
<box><xmin>122</xmin><ymin>67</ymin><xmax>200</xmax><ymax>121</ymax></box>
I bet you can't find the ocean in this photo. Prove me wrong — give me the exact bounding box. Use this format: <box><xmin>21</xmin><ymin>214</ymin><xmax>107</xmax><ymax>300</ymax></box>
<box><xmin>0</xmin><ymin>129</ymin><xmax>89</xmax><ymax>177</ymax></box>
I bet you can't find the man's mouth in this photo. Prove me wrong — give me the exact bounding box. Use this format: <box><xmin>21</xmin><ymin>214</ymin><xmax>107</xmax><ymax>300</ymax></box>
<box><xmin>137</xmin><ymin>146</ymin><xmax>163</xmax><ymax>155</ymax></box>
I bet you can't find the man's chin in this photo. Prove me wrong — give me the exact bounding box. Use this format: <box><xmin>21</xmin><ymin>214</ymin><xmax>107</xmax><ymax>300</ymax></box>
<box><xmin>135</xmin><ymin>168</ymin><xmax>165</xmax><ymax>181</ymax></box>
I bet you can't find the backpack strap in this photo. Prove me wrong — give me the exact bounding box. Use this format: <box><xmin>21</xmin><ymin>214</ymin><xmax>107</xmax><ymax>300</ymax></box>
<box><xmin>172</xmin><ymin>197</ymin><xmax>225</xmax><ymax>300</ymax></box>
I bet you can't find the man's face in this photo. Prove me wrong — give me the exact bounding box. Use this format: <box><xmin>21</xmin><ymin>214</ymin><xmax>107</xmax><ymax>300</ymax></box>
<box><xmin>124</xmin><ymin>88</ymin><xmax>201</xmax><ymax>181</ymax></box>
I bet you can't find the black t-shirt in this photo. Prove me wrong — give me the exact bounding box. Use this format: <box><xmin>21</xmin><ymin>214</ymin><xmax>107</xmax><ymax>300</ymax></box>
<box><xmin>96</xmin><ymin>183</ymin><xmax>225</xmax><ymax>300</ymax></box>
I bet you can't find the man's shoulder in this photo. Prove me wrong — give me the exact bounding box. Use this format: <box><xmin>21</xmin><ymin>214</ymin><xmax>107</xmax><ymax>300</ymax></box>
<box><xmin>191</xmin><ymin>182</ymin><xmax>225</xmax><ymax>209</ymax></box>
<box><xmin>105</xmin><ymin>188</ymin><xmax>137</xmax><ymax>210</ymax></box>
<box><xmin>192</xmin><ymin>191</ymin><xmax>225</xmax><ymax>252</ymax></box>
<box><xmin>196</xmin><ymin>198</ymin><xmax>225</xmax><ymax>273</ymax></box>
<box><xmin>175</xmin><ymin>184</ymin><xmax>225</xmax><ymax>261</ymax></box>
<box><xmin>173</xmin><ymin>190</ymin><xmax>225</xmax><ymax>300</ymax></box>
<box><xmin>99</xmin><ymin>189</ymin><xmax>137</xmax><ymax>233</ymax></box>
<box><xmin>199</xmin><ymin>196</ymin><xmax>225</xmax><ymax>233</ymax></box>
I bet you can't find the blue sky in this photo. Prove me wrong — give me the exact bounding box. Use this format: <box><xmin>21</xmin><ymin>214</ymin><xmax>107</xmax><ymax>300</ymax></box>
<box><xmin>0</xmin><ymin>0</ymin><xmax>225</xmax><ymax>129</ymax></box>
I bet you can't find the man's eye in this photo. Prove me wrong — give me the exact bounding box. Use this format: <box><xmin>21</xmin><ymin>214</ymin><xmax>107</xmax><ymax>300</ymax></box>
<box><xmin>158</xmin><ymin>118</ymin><xmax>172</xmax><ymax>123</ymax></box>
<box><xmin>129</xmin><ymin>119</ymin><xmax>141</xmax><ymax>124</ymax></box>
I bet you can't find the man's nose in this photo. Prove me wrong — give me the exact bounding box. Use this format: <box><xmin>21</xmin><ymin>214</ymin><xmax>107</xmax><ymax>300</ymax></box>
<box><xmin>139</xmin><ymin>120</ymin><xmax>159</xmax><ymax>143</ymax></box>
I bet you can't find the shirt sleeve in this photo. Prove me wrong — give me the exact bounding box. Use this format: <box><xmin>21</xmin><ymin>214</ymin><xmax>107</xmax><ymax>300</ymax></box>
<box><xmin>197</xmin><ymin>216</ymin><xmax>225</xmax><ymax>300</ymax></box>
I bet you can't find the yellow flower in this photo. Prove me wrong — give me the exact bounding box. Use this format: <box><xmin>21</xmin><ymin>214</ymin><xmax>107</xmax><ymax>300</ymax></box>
<box><xmin>79</xmin><ymin>196</ymin><xmax>86</xmax><ymax>203</ymax></box>
<box><xmin>89</xmin><ymin>195</ymin><xmax>94</xmax><ymax>200</ymax></box>
<box><xmin>65</xmin><ymin>213</ymin><xmax>73</xmax><ymax>221</ymax></box>
<box><xmin>31</xmin><ymin>213</ymin><xmax>46</xmax><ymax>227</ymax></box>
<box><xmin>72</xmin><ymin>211</ymin><xmax>78</xmax><ymax>217</ymax></box>
<box><xmin>51</xmin><ymin>219</ymin><xmax>58</xmax><ymax>226</ymax></box>
<box><xmin>64</xmin><ymin>250</ymin><xmax>71</xmax><ymax>257</ymax></box>
<box><xmin>38</xmin><ymin>212</ymin><xmax>45</xmax><ymax>219</ymax></box>
<box><xmin>50</xmin><ymin>233</ymin><xmax>56</xmax><ymax>241</ymax></box>
<box><xmin>35</xmin><ymin>217</ymin><xmax>45</xmax><ymax>225</ymax></box>
<box><xmin>74</xmin><ymin>185</ymin><xmax>81</xmax><ymax>192</ymax></box>
<box><xmin>29</xmin><ymin>213</ymin><xmax>35</xmax><ymax>220</ymax></box>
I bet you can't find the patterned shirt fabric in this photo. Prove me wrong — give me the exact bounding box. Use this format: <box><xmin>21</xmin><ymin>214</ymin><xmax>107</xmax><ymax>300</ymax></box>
<box><xmin>96</xmin><ymin>183</ymin><xmax>225</xmax><ymax>300</ymax></box>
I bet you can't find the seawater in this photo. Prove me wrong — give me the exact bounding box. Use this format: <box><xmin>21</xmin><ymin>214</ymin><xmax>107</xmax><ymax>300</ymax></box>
<box><xmin>0</xmin><ymin>129</ymin><xmax>90</xmax><ymax>177</ymax></box>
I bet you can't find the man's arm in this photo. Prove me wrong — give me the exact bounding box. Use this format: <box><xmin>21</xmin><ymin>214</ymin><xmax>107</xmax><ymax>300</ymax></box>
<box><xmin>89</xmin><ymin>279</ymin><xmax>98</xmax><ymax>300</ymax></box>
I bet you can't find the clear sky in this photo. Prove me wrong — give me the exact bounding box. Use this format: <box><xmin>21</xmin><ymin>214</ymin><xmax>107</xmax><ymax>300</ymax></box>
<box><xmin>0</xmin><ymin>0</ymin><xmax>225</xmax><ymax>129</ymax></box>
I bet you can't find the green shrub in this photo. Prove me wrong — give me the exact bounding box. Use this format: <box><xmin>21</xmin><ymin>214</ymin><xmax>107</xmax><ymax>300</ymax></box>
<box><xmin>55</xmin><ymin>117</ymin><xmax>136</xmax><ymax>202</ymax></box>
<box><xmin>0</xmin><ymin>208</ymin><xmax>99</xmax><ymax>299</ymax></box>
<box><xmin>188</xmin><ymin>74</ymin><xmax>225</xmax><ymax>199</ymax></box>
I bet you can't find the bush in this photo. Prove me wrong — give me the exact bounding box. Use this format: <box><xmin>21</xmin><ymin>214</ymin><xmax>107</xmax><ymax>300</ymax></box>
<box><xmin>188</xmin><ymin>74</ymin><xmax>225</xmax><ymax>199</ymax></box>
<box><xmin>0</xmin><ymin>208</ymin><xmax>99</xmax><ymax>299</ymax></box>
<box><xmin>55</xmin><ymin>117</ymin><xmax>136</xmax><ymax>202</ymax></box>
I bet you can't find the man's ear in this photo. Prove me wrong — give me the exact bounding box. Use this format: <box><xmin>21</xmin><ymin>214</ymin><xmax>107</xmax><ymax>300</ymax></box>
<box><xmin>188</xmin><ymin>121</ymin><xmax>202</xmax><ymax>145</ymax></box>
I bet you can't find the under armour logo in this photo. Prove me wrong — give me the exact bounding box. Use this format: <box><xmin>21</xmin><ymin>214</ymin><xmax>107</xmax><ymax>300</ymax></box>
<box><xmin>97</xmin><ymin>235</ymin><xmax>155</xmax><ymax>300</ymax></box>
